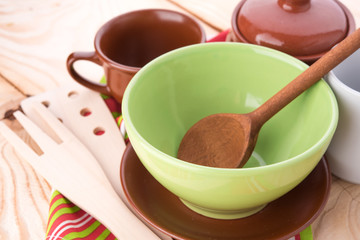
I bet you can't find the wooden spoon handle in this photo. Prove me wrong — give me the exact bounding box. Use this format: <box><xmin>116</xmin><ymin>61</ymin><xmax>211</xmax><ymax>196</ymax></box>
<box><xmin>251</xmin><ymin>28</ymin><xmax>360</xmax><ymax>127</ymax></box>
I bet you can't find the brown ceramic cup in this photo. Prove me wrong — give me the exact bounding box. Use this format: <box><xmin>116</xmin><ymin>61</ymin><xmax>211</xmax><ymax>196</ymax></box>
<box><xmin>66</xmin><ymin>9</ymin><xmax>206</xmax><ymax>103</ymax></box>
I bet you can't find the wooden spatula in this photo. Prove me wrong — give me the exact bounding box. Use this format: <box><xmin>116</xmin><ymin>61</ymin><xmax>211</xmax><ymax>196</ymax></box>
<box><xmin>21</xmin><ymin>84</ymin><xmax>127</xmax><ymax>199</ymax></box>
<box><xmin>20</xmin><ymin>84</ymin><xmax>171</xmax><ymax>239</ymax></box>
<box><xmin>0</xmin><ymin>102</ymin><xmax>160</xmax><ymax>240</ymax></box>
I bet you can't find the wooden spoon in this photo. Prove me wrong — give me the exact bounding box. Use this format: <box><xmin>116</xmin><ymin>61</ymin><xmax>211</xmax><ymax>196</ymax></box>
<box><xmin>178</xmin><ymin>28</ymin><xmax>360</xmax><ymax>168</ymax></box>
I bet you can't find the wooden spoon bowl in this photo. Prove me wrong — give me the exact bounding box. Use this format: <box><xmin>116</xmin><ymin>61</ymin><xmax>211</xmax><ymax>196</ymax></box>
<box><xmin>178</xmin><ymin>28</ymin><xmax>360</xmax><ymax>168</ymax></box>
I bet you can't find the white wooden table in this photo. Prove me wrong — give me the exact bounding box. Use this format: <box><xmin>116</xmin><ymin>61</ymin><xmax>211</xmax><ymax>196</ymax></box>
<box><xmin>0</xmin><ymin>0</ymin><xmax>359</xmax><ymax>239</ymax></box>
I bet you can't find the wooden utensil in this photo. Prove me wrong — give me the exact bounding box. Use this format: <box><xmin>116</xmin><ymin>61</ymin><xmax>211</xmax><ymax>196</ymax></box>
<box><xmin>178</xmin><ymin>28</ymin><xmax>360</xmax><ymax>168</ymax></box>
<box><xmin>21</xmin><ymin>84</ymin><xmax>127</xmax><ymax>199</ymax></box>
<box><xmin>20</xmin><ymin>84</ymin><xmax>171</xmax><ymax>240</ymax></box>
<box><xmin>0</xmin><ymin>102</ymin><xmax>160</xmax><ymax>240</ymax></box>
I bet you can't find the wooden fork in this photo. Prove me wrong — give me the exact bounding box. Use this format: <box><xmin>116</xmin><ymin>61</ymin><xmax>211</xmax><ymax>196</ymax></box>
<box><xmin>0</xmin><ymin>102</ymin><xmax>160</xmax><ymax>240</ymax></box>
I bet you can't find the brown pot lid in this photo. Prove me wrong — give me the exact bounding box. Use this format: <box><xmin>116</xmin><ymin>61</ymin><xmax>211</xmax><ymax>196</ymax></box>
<box><xmin>235</xmin><ymin>0</ymin><xmax>348</xmax><ymax>57</ymax></box>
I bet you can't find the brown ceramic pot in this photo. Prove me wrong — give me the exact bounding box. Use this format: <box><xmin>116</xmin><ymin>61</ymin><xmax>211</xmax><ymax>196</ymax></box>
<box><xmin>231</xmin><ymin>0</ymin><xmax>355</xmax><ymax>64</ymax></box>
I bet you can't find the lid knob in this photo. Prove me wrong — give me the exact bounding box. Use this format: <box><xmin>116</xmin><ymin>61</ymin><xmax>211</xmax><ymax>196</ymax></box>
<box><xmin>278</xmin><ymin>0</ymin><xmax>310</xmax><ymax>12</ymax></box>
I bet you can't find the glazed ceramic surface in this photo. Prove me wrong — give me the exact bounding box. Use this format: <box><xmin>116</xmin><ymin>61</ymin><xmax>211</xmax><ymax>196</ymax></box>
<box><xmin>67</xmin><ymin>9</ymin><xmax>205</xmax><ymax>103</ymax></box>
<box><xmin>231</xmin><ymin>0</ymin><xmax>355</xmax><ymax>64</ymax></box>
<box><xmin>122</xmin><ymin>43</ymin><xmax>338</xmax><ymax>219</ymax></box>
<box><xmin>121</xmin><ymin>144</ymin><xmax>331</xmax><ymax>240</ymax></box>
<box><xmin>326</xmin><ymin>49</ymin><xmax>360</xmax><ymax>184</ymax></box>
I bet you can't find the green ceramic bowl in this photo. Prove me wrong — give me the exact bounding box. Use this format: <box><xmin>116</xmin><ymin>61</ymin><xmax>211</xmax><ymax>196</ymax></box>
<box><xmin>122</xmin><ymin>43</ymin><xmax>338</xmax><ymax>219</ymax></box>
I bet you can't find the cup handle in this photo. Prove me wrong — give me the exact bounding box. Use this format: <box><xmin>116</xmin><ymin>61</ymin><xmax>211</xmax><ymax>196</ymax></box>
<box><xmin>66</xmin><ymin>51</ymin><xmax>111</xmax><ymax>96</ymax></box>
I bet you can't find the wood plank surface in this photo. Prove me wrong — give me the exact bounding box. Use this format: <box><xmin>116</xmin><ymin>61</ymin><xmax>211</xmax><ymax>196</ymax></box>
<box><xmin>0</xmin><ymin>1</ymin><xmax>218</xmax><ymax>239</ymax></box>
<box><xmin>0</xmin><ymin>75</ymin><xmax>26</xmax><ymax>118</ymax></box>
<box><xmin>0</xmin><ymin>0</ymin><xmax>359</xmax><ymax>239</ymax></box>
<box><xmin>0</xmin><ymin>119</ymin><xmax>51</xmax><ymax>239</ymax></box>
<box><xmin>0</xmin><ymin>0</ymin><xmax>218</xmax><ymax>96</ymax></box>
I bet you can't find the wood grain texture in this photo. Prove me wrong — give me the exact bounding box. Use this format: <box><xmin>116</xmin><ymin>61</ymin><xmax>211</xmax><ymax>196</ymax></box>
<box><xmin>0</xmin><ymin>0</ymin><xmax>359</xmax><ymax>239</ymax></box>
<box><xmin>0</xmin><ymin>76</ymin><xmax>25</xmax><ymax>120</ymax></box>
<box><xmin>312</xmin><ymin>176</ymin><xmax>360</xmax><ymax>239</ymax></box>
<box><xmin>166</xmin><ymin>0</ymin><xmax>239</xmax><ymax>32</ymax></box>
<box><xmin>0</xmin><ymin>1</ymin><xmax>218</xmax><ymax>239</ymax></box>
<box><xmin>0</xmin><ymin>120</ymin><xmax>51</xmax><ymax>240</ymax></box>
<box><xmin>0</xmin><ymin>104</ymin><xmax>161</xmax><ymax>240</ymax></box>
<box><xmin>0</xmin><ymin>0</ymin><xmax>218</xmax><ymax>96</ymax></box>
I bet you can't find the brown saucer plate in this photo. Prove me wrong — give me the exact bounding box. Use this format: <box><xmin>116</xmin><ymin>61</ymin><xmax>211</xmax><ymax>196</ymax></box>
<box><xmin>120</xmin><ymin>143</ymin><xmax>331</xmax><ymax>240</ymax></box>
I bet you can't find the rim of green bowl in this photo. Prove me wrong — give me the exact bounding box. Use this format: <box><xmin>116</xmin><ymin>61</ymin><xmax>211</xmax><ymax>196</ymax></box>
<box><xmin>122</xmin><ymin>42</ymin><xmax>339</xmax><ymax>173</ymax></box>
